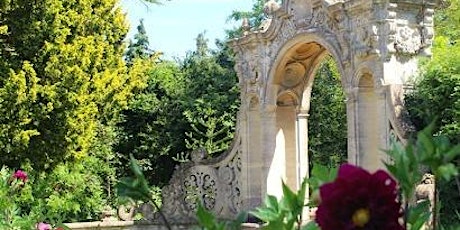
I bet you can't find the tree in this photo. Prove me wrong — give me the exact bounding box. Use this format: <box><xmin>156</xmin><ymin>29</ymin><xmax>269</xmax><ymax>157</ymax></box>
<box><xmin>0</xmin><ymin>0</ymin><xmax>153</xmax><ymax>222</ymax></box>
<box><xmin>180</xmin><ymin>32</ymin><xmax>240</xmax><ymax>157</ymax></box>
<box><xmin>226</xmin><ymin>0</ymin><xmax>268</xmax><ymax>38</ymax></box>
<box><xmin>0</xmin><ymin>0</ymin><xmax>146</xmax><ymax>170</ymax></box>
<box><xmin>309</xmin><ymin>57</ymin><xmax>347</xmax><ymax>167</ymax></box>
<box><xmin>125</xmin><ymin>19</ymin><xmax>153</xmax><ymax>64</ymax></box>
<box><xmin>117</xmin><ymin>61</ymin><xmax>187</xmax><ymax>185</ymax></box>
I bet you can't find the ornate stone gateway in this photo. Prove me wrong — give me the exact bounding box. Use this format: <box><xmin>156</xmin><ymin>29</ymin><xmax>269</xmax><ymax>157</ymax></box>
<box><xmin>155</xmin><ymin>0</ymin><xmax>436</xmax><ymax>223</ymax></box>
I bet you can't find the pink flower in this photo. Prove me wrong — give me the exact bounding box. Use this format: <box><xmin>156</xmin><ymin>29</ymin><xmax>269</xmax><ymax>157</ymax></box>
<box><xmin>316</xmin><ymin>164</ymin><xmax>404</xmax><ymax>230</ymax></box>
<box><xmin>37</xmin><ymin>222</ymin><xmax>51</xmax><ymax>230</ymax></box>
<box><xmin>13</xmin><ymin>170</ymin><xmax>28</xmax><ymax>182</ymax></box>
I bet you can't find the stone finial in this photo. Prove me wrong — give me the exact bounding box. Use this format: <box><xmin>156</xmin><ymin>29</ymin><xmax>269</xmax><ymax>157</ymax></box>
<box><xmin>415</xmin><ymin>173</ymin><xmax>435</xmax><ymax>229</ymax></box>
<box><xmin>191</xmin><ymin>148</ymin><xmax>207</xmax><ymax>163</ymax></box>
<box><xmin>264</xmin><ymin>0</ymin><xmax>280</xmax><ymax>18</ymax></box>
<box><xmin>242</xmin><ymin>17</ymin><xmax>250</xmax><ymax>35</ymax></box>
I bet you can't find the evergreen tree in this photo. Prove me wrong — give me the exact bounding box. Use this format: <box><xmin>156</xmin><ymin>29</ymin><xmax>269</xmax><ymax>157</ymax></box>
<box><xmin>309</xmin><ymin>57</ymin><xmax>347</xmax><ymax>167</ymax></box>
<box><xmin>180</xmin><ymin>33</ymin><xmax>239</xmax><ymax>157</ymax></box>
<box><xmin>125</xmin><ymin>19</ymin><xmax>152</xmax><ymax>64</ymax></box>
<box><xmin>0</xmin><ymin>0</ymin><xmax>146</xmax><ymax>170</ymax></box>
<box><xmin>117</xmin><ymin>61</ymin><xmax>187</xmax><ymax>185</ymax></box>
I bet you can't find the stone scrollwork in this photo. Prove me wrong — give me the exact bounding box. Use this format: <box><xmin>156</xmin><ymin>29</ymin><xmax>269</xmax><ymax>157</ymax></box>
<box><xmin>183</xmin><ymin>169</ymin><xmax>218</xmax><ymax>211</ymax></box>
<box><xmin>394</xmin><ymin>26</ymin><xmax>422</xmax><ymax>55</ymax></box>
<box><xmin>352</xmin><ymin>20</ymin><xmax>375</xmax><ymax>57</ymax></box>
<box><xmin>152</xmin><ymin>131</ymin><xmax>242</xmax><ymax>224</ymax></box>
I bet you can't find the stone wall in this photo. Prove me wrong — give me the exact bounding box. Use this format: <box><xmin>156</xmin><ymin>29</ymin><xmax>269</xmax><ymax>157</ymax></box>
<box><xmin>65</xmin><ymin>221</ymin><xmax>261</xmax><ymax>230</ymax></box>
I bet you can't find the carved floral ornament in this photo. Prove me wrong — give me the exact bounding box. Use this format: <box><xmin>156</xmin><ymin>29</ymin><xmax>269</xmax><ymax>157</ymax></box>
<box><xmin>153</xmin><ymin>136</ymin><xmax>243</xmax><ymax>223</ymax></box>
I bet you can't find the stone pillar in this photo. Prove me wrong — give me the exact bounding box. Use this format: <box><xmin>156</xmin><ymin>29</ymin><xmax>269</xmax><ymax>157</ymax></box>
<box><xmin>241</xmin><ymin>101</ymin><xmax>264</xmax><ymax>210</ymax></box>
<box><xmin>262</xmin><ymin>104</ymin><xmax>279</xmax><ymax>198</ymax></box>
<box><xmin>356</xmin><ymin>74</ymin><xmax>380</xmax><ymax>171</ymax></box>
<box><xmin>295</xmin><ymin>109</ymin><xmax>309</xmax><ymax>188</ymax></box>
<box><xmin>296</xmin><ymin>109</ymin><xmax>310</xmax><ymax>221</ymax></box>
<box><xmin>346</xmin><ymin>87</ymin><xmax>359</xmax><ymax>165</ymax></box>
<box><xmin>376</xmin><ymin>85</ymin><xmax>390</xmax><ymax>168</ymax></box>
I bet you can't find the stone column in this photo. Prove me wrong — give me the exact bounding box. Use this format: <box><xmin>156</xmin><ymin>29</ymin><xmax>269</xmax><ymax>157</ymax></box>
<box><xmin>346</xmin><ymin>87</ymin><xmax>359</xmax><ymax>165</ymax></box>
<box><xmin>295</xmin><ymin>109</ymin><xmax>309</xmax><ymax>188</ymax></box>
<box><xmin>261</xmin><ymin>104</ymin><xmax>278</xmax><ymax>199</ymax></box>
<box><xmin>375</xmin><ymin>85</ymin><xmax>390</xmax><ymax>169</ymax></box>
<box><xmin>296</xmin><ymin>109</ymin><xmax>310</xmax><ymax>221</ymax></box>
<box><xmin>241</xmin><ymin>99</ymin><xmax>264</xmax><ymax>210</ymax></box>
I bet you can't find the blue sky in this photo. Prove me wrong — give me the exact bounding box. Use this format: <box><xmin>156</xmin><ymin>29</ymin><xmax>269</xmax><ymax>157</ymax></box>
<box><xmin>120</xmin><ymin>0</ymin><xmax>253</xmax><ymax>59</ymax></box>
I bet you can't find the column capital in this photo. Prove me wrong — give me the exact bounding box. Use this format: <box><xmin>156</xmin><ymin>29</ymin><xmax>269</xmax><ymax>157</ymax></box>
<box><xmin>296</xmin><ymin>109</ymin><xmax>310</xmax><ymax>119</ymax></box>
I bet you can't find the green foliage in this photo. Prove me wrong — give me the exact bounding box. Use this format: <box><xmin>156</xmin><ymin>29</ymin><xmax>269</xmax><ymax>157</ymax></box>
<box><xmin>250</xmin><ymin>178</ymin><xmax>310</xmax><ymax>230</ymax></box>
<box><xmin>307</xmin><ymin>164</ymin><xmax>338</xmax><ymax>193</ymax></box>
<box><xmin>117</xmin><ymin>155</ymin><xmax>171</xmax><ymax>229</ymax></box>
<box><xmin>406</xmin><ymin>36</ymin><xmax>460</xmax><ymax>143</ymax></box>
<box><xmin>117</xmin><ymin>60</ymin><xmax>186</xmax><ymax>185</ymax></box>
<box><xmin>195</xmin><ymin>204</ymin><xmax>247</xmax><ymax>230</ymax></box>
<box><xmin>415</xmin><ymin>122</ymin><xmax>460</xmax><ymax>182</ymax></box>
<box><xmin>309</xmin><ymin>57</ymin><xmax>347</xmax><ymax>167</ymax></box>
<box><xmin>385</xmin><ymin>124</ymin><xmax>460</xmax><ymax>228</ymax></box>
<box><xmin>405</xmin><ymin>4</ymin><xmax>460</xmax><ymax>224</ymax></box>
<box><xmin>226</xmin><ymin>0</ymin><xmax>281</xmax><ymax>38</ymax></box>
<box><xmin>0</xmin><ymin>167</ymin><xmax>37</xmax><ymax>229</ymax></box>
<box><xmin>26</xmin><ymin>158</ymin><xmax>108</xmax><ymax>223</ymax></box>
<box><xmin>125</xmin><ymin>19</ymin><xmax>153</xmax><ymax>65</ymax></box>
<box><xmin>0</xmin><ymin>0</ymin><xmax>146</xmax><ymax>171</ymax></box>
<box><xmin>119</xmin><ymin>29</ymin><xmax>240</xmax><ymax>184</ymax></box>
<box><xmin>117</xmin><ymin>155</ymin><xmax>152</xmax><ymax>202</ymax></box>
<box><xmin>184</xmin><ymin>100</ymin><xmax>234</xmax><ymax>156</ymax></box>
<box><xmin>181</xmin><ymin>33</ymin><xmax>239</xmax><ymax>157</ymax></box>
<box><xmin>435</xmin><ymin>0</ymin><xmax>460</xmax><ymax>43</ymax></box>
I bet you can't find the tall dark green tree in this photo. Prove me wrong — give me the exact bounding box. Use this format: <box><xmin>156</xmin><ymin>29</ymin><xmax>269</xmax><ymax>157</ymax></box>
<box><xmin>180</xmin><ymin>32</ymin><xmax>239</xmax><ymax>157</ymax></box>
<box><xmin>226</xmin><ymin>0</ymin><xmax>272</xmax><ymax>38</ymax></box>
<box><xmin>117</xmin><ymin>60</ymin><xmax>187</xmax><ymax>185</ymax></box>
<box><xmin>309</xmin><ymin>57</ymin><xmax>347</xmax><ymax>167</ymax></box>
<box><xmin>125</xmin><ymin>19</ymin><xmax>152</xmax><ymax>64</ymax></box>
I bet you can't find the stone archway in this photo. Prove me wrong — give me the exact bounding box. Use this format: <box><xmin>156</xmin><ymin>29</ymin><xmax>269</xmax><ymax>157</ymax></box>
<box><xmin>229</xmin><ymin>0</ymin><xmax>435</xmax><ymax>212</ymax></box>
<box><xmin>155</xmin><ymin>0</ymin><xmax>436</xmax><ymax>224</ymax></box>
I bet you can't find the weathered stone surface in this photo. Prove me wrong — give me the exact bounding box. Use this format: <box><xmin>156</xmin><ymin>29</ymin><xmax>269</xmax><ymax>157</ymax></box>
<box><xmin>148</xmin><ymin>0</ymin><xmax>435</xmax><ymax>224</ymax></box>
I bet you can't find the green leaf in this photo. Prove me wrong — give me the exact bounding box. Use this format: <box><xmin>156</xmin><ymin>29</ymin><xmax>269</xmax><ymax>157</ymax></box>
<box><xmin>297</xmin><ymin>177</ymin><xmax>308</xmax><ymax>206</ymax></box>
<box><xmin>301</xmin><ymin>221</ymin><xmax>320</xmax><ymax>230</ymax></box>
<box><xmin>196</xmin><ymin>204</ymin><xmax>217</xmax><ymax>229</ymax></box>
<box><xmin>265</xmin><ymin>195</ymin><xmax>279</xmax><ymax>211</ymax></box>
<box><xmin>280</xmin><ymin>181</ymin><xmax>297</xmax><ymax>211</ymax></box>
<box><xmin>408</xmin><ymin>200</ymin><xmax>431</xmax><ymax>230</ymax></box>
<box><xmin>250</xmin><ymin>208</ymin><xmax>279</xmax><ymax>222</ymax></box>
<box><xmin>436</xmin><ymin>163</ymin><xmax>458</xmax><ymax>181</ymax></box>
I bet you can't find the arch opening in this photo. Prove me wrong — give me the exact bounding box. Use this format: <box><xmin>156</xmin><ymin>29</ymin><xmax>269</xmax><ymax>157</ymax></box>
<box><xmin>267</xmin><ymin>41</ymin><xmax>348</xmax><ymax>201</ymax></box>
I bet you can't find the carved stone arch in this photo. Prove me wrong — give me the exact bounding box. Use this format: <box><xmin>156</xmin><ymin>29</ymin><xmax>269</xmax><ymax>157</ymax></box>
<box><xmin>233</xmin><ymin>0</ymin><xmax>434</xmax><ymax>220</ymax></box>
<box><xmin>299</xmin><ymin>50</ymin><xmax>332</xmax><ymax>113</ymax></box>
<box><xmin>267</xmin><ymin>32</ymin><xmax>347</xmax><ymax>92</ymax></box>
<box><xmin>151</xmin><ymin>0</ymin><xmax>438</xmax><ymax>224</ymax></box>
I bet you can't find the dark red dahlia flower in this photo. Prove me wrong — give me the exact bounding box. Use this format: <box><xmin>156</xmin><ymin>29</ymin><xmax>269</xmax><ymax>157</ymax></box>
<box><xmin>316</xmin><ymin>164</ymin><xmax>404</xmax><ymax>230</ymax></box>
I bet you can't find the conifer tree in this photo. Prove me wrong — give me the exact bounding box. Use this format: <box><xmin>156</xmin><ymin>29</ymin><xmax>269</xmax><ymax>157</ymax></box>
<box><xmin>0</xmin><ymin>0</ymin><xmax>146</xmax><ymax>170</ymax></box>
<box><xmin>125</xmin><ymin>19</ymin><xmax>152</xmax><ymax>64</ymax></box>
<box><xmin>181</xmin><ymin>33</ymin><xmax>239</xmax><ymax>157</ymax></box>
